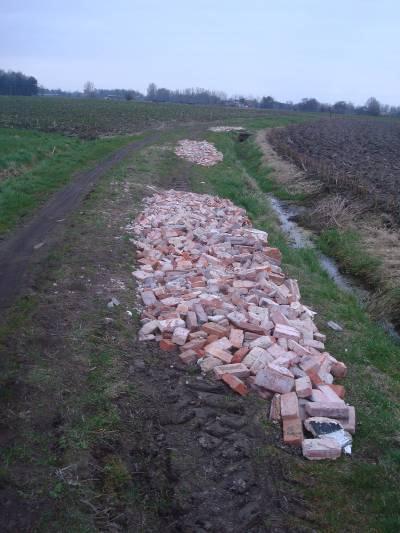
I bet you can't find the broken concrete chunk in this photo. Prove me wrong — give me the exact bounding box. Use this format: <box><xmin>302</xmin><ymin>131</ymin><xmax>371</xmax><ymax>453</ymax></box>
<box><xmin>302</xmin><ymin>438</ymin><xmax>342</xmax><ymax>460</ymax></box>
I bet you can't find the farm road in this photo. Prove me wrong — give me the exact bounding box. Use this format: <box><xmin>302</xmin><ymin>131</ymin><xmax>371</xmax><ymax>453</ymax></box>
<box><xmin>0</xmin><ymin>132</ymin><xmax>162</xmax><ymax>314</ymax></box>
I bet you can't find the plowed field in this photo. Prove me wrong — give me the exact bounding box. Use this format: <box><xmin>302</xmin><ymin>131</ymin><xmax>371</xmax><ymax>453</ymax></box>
<box><xmin>269</xmin><ymin>117</ymin><xmax>400</xmax><ymax>221</ymax></box>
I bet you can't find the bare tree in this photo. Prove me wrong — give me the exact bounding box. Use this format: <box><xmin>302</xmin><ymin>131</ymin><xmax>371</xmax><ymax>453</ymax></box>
<box><xmin>366</xmin><ymin>97</ymin><xmax>381</xmax><ymax>116</ymax></box>
<box><xmin>83</xmin><ymin>81</ymin><xmax>96</xmax><ymax>98</ymax></box>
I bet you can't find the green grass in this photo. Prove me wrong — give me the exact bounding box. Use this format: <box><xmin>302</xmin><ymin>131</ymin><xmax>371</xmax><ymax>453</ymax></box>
<box><xmin>318</xmin><ymin>228</ymin><xmax>381</xmax><ymax>284</ymax></box>
<box><xmin>0</xmin><ymin>127</ymin><xmax>139</xmax><ymax>234</ymax></box>
<box><xmin>190</xmin><ymin>131</ymin><xmax>400</xmax><ymax>531</ymax></box>
<box><xmin>234</xmin><ymin>134</ymin><xmax>306</xmax><ymax>200</ymax></box>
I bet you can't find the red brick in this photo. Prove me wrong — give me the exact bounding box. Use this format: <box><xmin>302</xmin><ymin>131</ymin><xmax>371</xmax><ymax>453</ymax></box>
<box><xmin>274</xmin><ymin>324</ymin><xmax>301</xmax><ymax>341</ymax></box>
<box><xmin>201</xmin><ymin>322</ymin><xmax>228</xmax><ymax>338</ymax></box>
<box><xmin>231</xmin><ymin>346</ymin><xmax>250</xmax><ymax>364</ymax></box>
<box><xmin>306</xmin><ymin>402</ymin><xmax>349</xmax><ymax>419</ymax></box>
<box><xmin>179</xmin><ymin>350</ymin><xmax>197</xmax><ymax>365</ymax></box>
<box><xmin>159</xmin><ymin>339</ymin><xmax>176</xmax><ymax>352</ymax></box>
<box><xmin>280</xmin><ymin>392</ymin><xmax>300</xmax><ymax>420</ymax></box>
<box><xmin>213</xmin><ymin>363</ymin><xmax>250</xmax><ymax>380</ymax></box>
<box><xmin>229</xmin><ymin>328</ymin><xmax>244</xmax><ymax>348</ymax></box>
<box><xmin>295</xmin><ymin>376</ymin><xmax>312</xmax><ymax>398</ymax></box>
<box><xmin>179</xmin><ymin>338</ymin><xmax>207</xmax><ymax>352</ymax></box>
<box><xmin>331</xmin><ymin>361</ymin><xmax>347</xmax><ymax>378</ymax></box>
<box><xmin>186</xmin><ymin>311</ymin><xmax>198</xmax><ymax>331</ymax></box>
<box><xmin>306</xmin><ymin>369</ymin><xmax>324</xmax><ymax>386</ymax></box>
<box><xmin>221</xmin><ymin>374</ymin><xmax>248</xmax><ymax>396</ymax></box>
<box><xmin>204</xmin><ymin>345</ymin><xmax>233</xmax><ymax>364</ymax></box>
<box><xmin>282</xmin><ymin>417</ymin><xmax>303</xmax><ymax>446</ymax></box>
<box><xmin>328</xmin><ymin>384</ymin><xmax>346</xmax><ymax>399</ymax></box>
<box><xmin>341</xmin><ymin>405</ymin><xmax>356</xmax><ymax>434</ymax></box>
<box><xmin>269</xmin><ymin>394</ymin><xmax>281</xmax><ymax>421</ymax></box>
<box><xmin>254</xmin><ymin>364</ymin><xmax>295</xmax><ymax>394</ymax></box>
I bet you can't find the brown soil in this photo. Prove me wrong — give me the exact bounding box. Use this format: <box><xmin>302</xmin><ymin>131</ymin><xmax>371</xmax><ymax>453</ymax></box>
<box><xmin>0</xmin><ymin>137</ymin><xmax>314</xmax><ymax>531</ymax></box>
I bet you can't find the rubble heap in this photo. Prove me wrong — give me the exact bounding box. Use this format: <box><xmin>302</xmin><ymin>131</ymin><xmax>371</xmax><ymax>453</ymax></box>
<box><xmin>131</xmin><ymin>190</ymin><xmax>355</xmax><ymax>460</ymax></box>
<box><xmin>174</xmin><ymin>140</ymin><xmax>223</xmax><ymax>166</ymax></box>
<box><xmin>209</xmin><ymin>126</ymin><xmax>245</xmax><ymax>132</ymax></box>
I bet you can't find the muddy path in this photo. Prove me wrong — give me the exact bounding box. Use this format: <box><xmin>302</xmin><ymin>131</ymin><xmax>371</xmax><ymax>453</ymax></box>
<box><xmin>0</xmin><ymin>133</ymin><xmax>166</xmax><ymax>314</ymax></box>
<box><xmin>0</xmin><ymin>138</ymin><xmax>314</xmax><ymax>532</ymax></box>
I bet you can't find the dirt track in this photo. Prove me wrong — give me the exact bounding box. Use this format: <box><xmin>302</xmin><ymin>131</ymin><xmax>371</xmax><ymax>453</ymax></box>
<box><xmin>0</xmin><ymin>133</ymin><xmax>162</xmax><ymax>314</ymax></box>
<box><xmin>0</xmin><ymin>136</ymin><xmax>316</xmax><ymax>532</ymax></box>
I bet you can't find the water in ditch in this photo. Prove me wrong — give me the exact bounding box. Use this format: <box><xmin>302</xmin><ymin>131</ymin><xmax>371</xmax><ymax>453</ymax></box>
<box><xmin>268</xmin><ymin>195</ymin><xmax>400</xmax><ymax>341</ymax></box>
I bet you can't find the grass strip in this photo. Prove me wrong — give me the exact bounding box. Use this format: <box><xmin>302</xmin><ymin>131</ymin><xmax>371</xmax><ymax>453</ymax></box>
<box><xmin>0</xmin><ymin>127</ymin><xmax>139</xmax><ymax>234</ymax></box>
<box><xmin>190</xmin><ymin>131</ymin><xmax>400</xmax><ymax>531</ymax></box>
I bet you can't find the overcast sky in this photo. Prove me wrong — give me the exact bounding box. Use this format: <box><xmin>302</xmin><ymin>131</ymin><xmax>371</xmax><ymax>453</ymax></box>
<box><xmin>1</xmin><ymin>0</ymin><xmax>399</xmax><ymax>105</ymax></box>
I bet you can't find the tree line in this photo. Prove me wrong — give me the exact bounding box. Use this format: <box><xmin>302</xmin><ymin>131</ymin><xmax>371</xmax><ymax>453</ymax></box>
<box><xmin>0</xmin><ymin>70</ymin><xmax>38</xmax><ymax>96</ymax></box>
<box><xmin>3</xmin><ymin>69</ymin><xmax>400</xmax><ymax>117</ymax></box>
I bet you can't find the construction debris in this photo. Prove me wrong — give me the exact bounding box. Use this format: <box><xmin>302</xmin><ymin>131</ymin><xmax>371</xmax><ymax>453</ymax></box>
<box><xmin>130</xmin><ymin>189</ymin><xmax>355</xmax><ymax>460</ymax></box>
<box><xmin>209</xmin><ymin>126</ymin><xmax>245</xmax><ymax>132</ymax></box>
<box><xmin>174</xmin><ymin>140</ymin><xmax>223</xmax><ymax>166</ymax></box>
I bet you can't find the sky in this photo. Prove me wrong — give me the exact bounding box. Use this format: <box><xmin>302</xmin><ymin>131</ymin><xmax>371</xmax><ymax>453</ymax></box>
<box><xmin>1</xmin><ymin>0</ymin><xmax>400</xmax><ymax>105</ymax></box>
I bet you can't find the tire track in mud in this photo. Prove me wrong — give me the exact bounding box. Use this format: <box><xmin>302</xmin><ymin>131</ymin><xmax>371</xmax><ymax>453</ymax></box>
<box><xmin>126</xmin><ymin>338</ymin><xmax>314</xmax><ymax>532</ymax></box>
<box><xmin>0</xmin><ymin>133</ymin><xmax>162</xmax><ymax>314</ymax></box>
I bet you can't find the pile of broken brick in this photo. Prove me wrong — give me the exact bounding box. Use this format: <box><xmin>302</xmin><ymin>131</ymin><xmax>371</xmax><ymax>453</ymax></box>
<box><xmin>131</xmin><ymin>190</ymin><xmax>355</xmax><ymax>460</ymax></box>
<box><xmin>209</xmin><ymin>126</ymin><xmax>245</xmax><ymax>132</ymax></box>
<box><xmin>174</xmin><ymin>139</ymin><xmax>223</xmax><ymax>166</ymax></box>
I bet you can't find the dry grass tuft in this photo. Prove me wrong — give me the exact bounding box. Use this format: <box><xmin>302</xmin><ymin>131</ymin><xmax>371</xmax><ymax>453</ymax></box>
<box><xmin>309</xmin><ymin>194</ymin><xmax>365</xmax><ymax>229</ymax></box>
